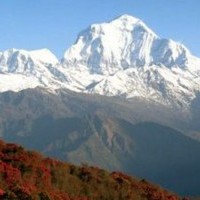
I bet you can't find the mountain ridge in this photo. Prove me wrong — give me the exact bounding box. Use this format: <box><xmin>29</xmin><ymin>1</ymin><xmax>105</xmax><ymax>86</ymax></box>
<box><xmin>0</xmin><ymin>14</ymin><xmax>200</xmax><ymax>109</ymax></box>
<box><xmin>0</xmin><ymin>88</ymin><xmax>200</xmax><ymax>195</ymax></box>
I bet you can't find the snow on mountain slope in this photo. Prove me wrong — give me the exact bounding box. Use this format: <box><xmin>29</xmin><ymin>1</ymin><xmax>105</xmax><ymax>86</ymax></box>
<box><xmin>0</xmin><ymin>48</ymin><xmax>58</xmax><ymax>73</ymax></box>
<box><xmin>61</xmin><ymin>14</ymin><xmax>200</xmax><ymax>108</ymax></box>
<box><xmin>63</xmin><ymin>15</ymin><xmax>192</xmax><ymax>73</ymax></box>
<box><xmin>29</xmin><ymin>49</ymin><xmax>58</xmax><ymax>65</ymax></box>
<box><xmin>0</xmin><ymin>48</ymin><xmax>73</xmax><ymax>92</ymax></box>
<box><xmin>0</xmin><ymin>74</ymin><xmax>40</xmax><ymax>92</ymax></box>
<box><xmin>87</xmin><ymin>65</ymin><xmax>200</xmax><ymax>107</ymax></box>
<box><xmin>0</xmin><ymin>14</ymin><xmax>200</xmax><ymax>108</ymax></box>
<box><xmin>63</xmin><ymin>15</ymin><xmax>158</xmax><ymax>74</ymax></box>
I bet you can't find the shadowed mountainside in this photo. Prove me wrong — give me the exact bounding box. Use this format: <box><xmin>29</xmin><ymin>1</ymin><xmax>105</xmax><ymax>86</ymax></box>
<box><xmin>0</xmin><ymin>88</ymin><xmax>200</xmax><ymax>195</ymax></box>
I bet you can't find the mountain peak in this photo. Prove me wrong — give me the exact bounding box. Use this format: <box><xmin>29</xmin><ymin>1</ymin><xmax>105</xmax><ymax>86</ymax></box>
<box><xmin>0</xmin><ymin>48</ymin><xmax>58</xmax><ymax>72</ymax></box>
<box><xmin>65</xmin><ymin>14</ymin><xmax>189</xmax><ymax>75</ymax></box>
<box><xmin>3</xmin><ymin>48</ymin><xmax>29</xmax><ymax>56</ymax></box>
<box><xmin>63</xmin><ymin>14</ymin><xmax>194</xmax><ymax>74</ymax></box>
<box><xmin>109</xmin><ymin>14</ymin><xmax>157</xmax><ymax>37</ymax></box>
<box><xmin>113</xmin><ymin>14</ymin><xmax>140</xmax><ymax>23</ymax></box>
<box><xmin>0</xmin><ymin>15</ymin><xmax>199</xmax><ymax>108</ymax></box>
<box><xmin>29</xmin><ymin>48</ymin><xmax>58</xmax><ymax>65</ymax></box>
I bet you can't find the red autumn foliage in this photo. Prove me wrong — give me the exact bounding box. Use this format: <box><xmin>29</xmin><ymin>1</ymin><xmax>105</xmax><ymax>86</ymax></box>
<box><xmin>0</xmin><ymin>140</ymin><xmax>187</xmax><ymax>200</ymax></box>
<box><xmin>0</xmin><ymin>188</ymin><xmax>5</xmax><ymax>196</ymax></box>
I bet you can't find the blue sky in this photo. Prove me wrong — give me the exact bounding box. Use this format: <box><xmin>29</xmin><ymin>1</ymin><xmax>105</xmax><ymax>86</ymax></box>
<box><xmin>0</xmin><ymin>0</ymin><xmax>199</xmax><ymax>58</ymax></box>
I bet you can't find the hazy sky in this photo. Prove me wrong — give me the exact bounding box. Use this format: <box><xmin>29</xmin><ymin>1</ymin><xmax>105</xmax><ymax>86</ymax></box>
<box><xmin>0</xmin><ymin>0</ymin><xmax>199</xmax><ymax>58</ymax></box>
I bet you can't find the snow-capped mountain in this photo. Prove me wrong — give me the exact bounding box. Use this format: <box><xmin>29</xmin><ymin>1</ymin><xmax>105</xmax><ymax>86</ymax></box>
<box><xmin>0</xmin><ymin>48</ymin><xmax>56</xmax><ymax>91</ymax></box>
<box><xmin>0</xmin><ymin>14</ymin><xmax>200</xmax><ymax>108</ymax></box>
<box><xmin>62</xmin><ymin>14</ymin><xmax>200</xmax><ymax>107</ymax></box>
<box><xmin>63</xmin><ymin>15</ymin><xmax>192</xmax><ymax>73</ymax></box>
<box><xmin>0</xmin><ymin>48</ymin><xmax>75</xmax><ymax>92</ymax></box>
<box><xmin>0</xmin><ymin>48</ymin><xmax>58</xmax><ymax>73</ymax></box>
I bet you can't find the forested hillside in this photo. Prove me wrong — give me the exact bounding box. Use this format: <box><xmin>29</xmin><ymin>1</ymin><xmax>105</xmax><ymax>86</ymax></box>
<box><xmin>0</xmin><ymin>140</ymin><xmax>187</xmax><ymax>200</ymax></box>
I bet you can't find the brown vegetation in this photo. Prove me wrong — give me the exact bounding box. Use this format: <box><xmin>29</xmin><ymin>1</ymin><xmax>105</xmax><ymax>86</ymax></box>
<box><xmin>0</xmin><ymin>140</ymin><xmax>188</xmax><ymax>200</ymax></box>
